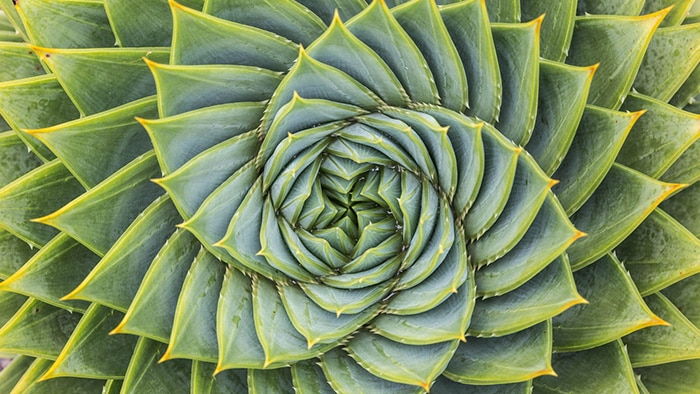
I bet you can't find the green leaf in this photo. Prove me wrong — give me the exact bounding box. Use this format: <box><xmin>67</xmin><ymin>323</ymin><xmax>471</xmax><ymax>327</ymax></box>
<box><xmin>141</xmin><ymin>101</ymin><xmax>265</xmax><ymax>175</ymax></box>
<box><xmin>576</xmin><ymin>0</ymin><xmax>645</xmax><ymax>17</ymax></box>
<box><xmin>346</xmin><ymin>0</ymin><xmax>438</xmax><ymax>104</ymax></box>
<box><xmin>0</xmin><ymin>229</ymin><xmax>35</xmax><ymax>280</ymax></box>
<box><xmin>371</xmin><ymin>279</ymin><xmax>473</xmax><ymax>345</ymax></box>
<box><xmin>203</xmin><ymin>0</ymin><xmax>326</xmax><ymax>47</ymax></box>
<box><xmin>191</xmin><ymin>361</ymin><xmax>248</xmax><ymax>394</ymax></box>
<box><xmin>567</xmin><ymin>164</ymin><xmax>682</xmax><ymax>270</ymax></box>
<box><xmin>36</xmin><ymin>47</ymin><xmax>169</xmax><ymax>116</ymax></box>
<box><xmin>212</xmin><ymin>173</ymin><xmax>288</xmax><ymax>281</ymax></box>
<box><xmin>192</xmin><ymin>361</ymin><xmax>247</xmax><ymax>394</ymax></box>
<box><xmin>552</xmin><ymin>253</ymin><xmax>665</xmax><ymax>352</ymax></box>
<box><xmin>122</xmin><ymin>338</ymin><xmax>191</xmax><ymax>394</ymax></box>
<box><xmin>444</xmin><ymin>321</ymin><xmax>555</xmax><ymax>385</ymax></box>
<box><xmin>216</xmin><ymin>269</ymin><xmax>268</xmax><ymax>370</ymax></box>
<box><xmin>306</xmin><ymin>15</ymin><xmax>408</xmax><ymax>107</ymax></box>
<box><xmin>259</xmin><ymin>94</ymin><xmax>365</xmax><ymax>167</ymax></box>
<box><xmin>662</xmin><ymin>139</ymin><xmax>700</xmax><ymax>184</ymax></box>
<box><xmin>521</xmin><ymin>0</ymin><xmax>576</xmax><ymax>62</ymax></box>
<box><xmin>469</xmin><ymin>255</ymin><xmax>585</xmax><ymax>337</ymax></box>
<box><xmin>164</xmin><ymin>249</ymin><xmax>223</xmax><ymax>363</ymax></box>
<box><xmin>157</xmin><ymin>131</ymin><xmax>258</xmax><ymax>218</ymax></box>
<box><xmin>660</xmin><ymin>182</ymin><xmax>699</xmax><ymax>237</ymax></box>
<box><xmin>291</xmin><ymin>360</ymin><xmax>335</xmax><ymax>394</ymax></box>
<box><xmin>616</xmin><ymin>209</ymin><xmax>700</xmax><ymax>295</ymax></box>
<box><xmin>114</xmin><ymin>229</ymin><xmax>199</xmax><ymax>343</ymax></box>
<box><xmin>526</xmin><ymin>60</ymin><xmax>595</xmax><ymax>175</ymax></box>
<box><xmin>28</xmin><ymin>96</ymin><xmax>158</xmax><ymax>188</ymax></box>
<box><xmin>416</xmin><ymin>106</ymin><xmax>484</xmax><ymax>217</ymax></box>
<box><xmin>533</xmin><ymin>340</ymin><xmax>639</xmax><ymax>394</ymax></box>
<box><xmin>567</xmin><ymin>10</ymin><xmax>666</xmax><ymax>109</ymax></box>
<box><xmin>347</xmin><ymin>331</ymin><xmax>459</xmax><ymax>391</ymax></box>
<box><xmin>103</xmin><ymin>0</ymin><xmax>180</xmax><ymax>47</ymax></box>
<box><xmin>253</xmin><ymin>277</ymin><xmax>336</xmax><ymax>367</ymax></box>
<box><xmin>63</xmin><ymin>196</ymin><xmax>179</xmax><ymax>312</ymax></box>
<box><xmin>0</xmin><ymin>131</ymin><xmax>43</xmax><ymax>187</ymax></box>
<box><xmin>321</xmin><ymin>348</ymin><xmax>422</xmax><ymax>394</ymax></box>
<box><xmin>0</xmin><ymin>355</ymin><xmax>34</xmax><ymax>394</ymax></box>
<box><xmin>618</xmin><ymin>92</ymin><xmax>700</xmax><ymax>178</ymax></box>
<box><xmin>0</xmin><ymin>75</ymin><xmax>78</xmax><ymax>160</ymax></box>
<box><xmin>662</xmin><ymin>272</ymin><xmax>700</xmax><ymax>326</ymax></box>
<box><xmin>299</xmin><ymin>279</ymin><xmax>396</xmax><ymax>316</ymax></box>
<box><xmin>552</xmin><ymin>106</ymin><xmax>639</xmax><ymax>215</ymax></box>
<box><xmin>262</xmin><ymin>48</ymin><xmax>382</xmax><ymax>134</ymax></box>
<box><xmin>0</xmin><ymin>160</ymin><xmax>84</xmax><ymax>247</ymax></box>
<box><xmin>43</xmin><ymin>304</ymin><xmax>135</xmax><ymax>379</ymax></box>
<box><xmin>440</xmin><ymin>0</ymin><xmax>502</xmax><ymax>124</ymax></box>
<box><xmin>16</xmin><ymin>0</ymin><xmax>114</xmax><ymax>48</ymax></box>
<box><xmin>149</xmin><ymin>61</ymin><xmax>282</xmax><ymax>118</ymax></box>
<box><xmin>469</xmin><ymin>154</ymin><xmax>553</xmax><ymax>266</ymax></box>
<box><xmin>491</xmin><ymin>18</ymin><xmax>541</xmax><ymax>146</ymax></box>
<box><xmin>670</xmin><ymin>62</ymin><xmax>700</xmax><ymax>108</ymax></box>
<box><xmin>36</xmin><ymin>152</ymin><xmax>162</xmax><ymax>256</ymax></box>
<box><xmin>392</xmin><ymin>0</ymin><xmax>468</xmax><ymax>111</ymax></box>
<box><xmin>0</xmin><ymin>290</ymin><xmax>27</xmax><ymax>327</ymax></box>
<box><xmin>170</xmin><ymin>1</ymin><xmax>298</xmax><ymax>69</ymax></box>
<box><xmin>0</xmin><ymin>299</ymin><xmax>81</xmax><ymax>359</ymax></box>
<box><xmin>634</xmin><ymin>23</ymin><xmax>700</xmax><ymax>101</ymax></box>
<box><xmin>624</xmin><ymin>292</ymin><xmax>700</xmax><ymax>367</ymax></box>
<box><xmin>484</xmin><ymin>0</ymin><xmax>521</xmax><ymax>22</ymax></box>
<box><xmin>464</xmin><ymin>125</ymin><xmax>520</xmax><ymax>239</ymax></box>
<box><xmin>296</xmin><ymin>0</ymin><xmax>365</xmax><ymax>24</ymax></box>
<box><xmin>0</xmin><ymin>43</ymin><xmax>44</xmax><ymax>82</ymax></box>
<box><xmin>279</xmin><ymin>283</ymin><xmax>380</xmax><ymax>348</ymax></box>
<box><xmin>475</xmin><ymin>193</ymin><xmax>581</xmax><ymax>297</ymax></box>
<box><xmin>248</xmin><ymin>368</ymin><xmax>295</xmax><ymax>394</ymax></box>
<box><xmin>385</xmin><ymin>226</ymin><xmax>469</xmax><ymax>315</ymax></box>
<box><xmin>0</xmin><ymin>234</ymin><xmax>96</xmax><ymax>312</ymax></box>
<box><xmin>9</xmin><ymin>357</ymin><xmax>104</xmax><ymax>394</ymax></box>
<box><xmin>637</xmin><ymin>359</ymin><xmax>700</xmax><ymax>393</ymax></box>
<box><xmin>436</xmin><ymin>378</ymin><xmax>533</xmax><ymax>393</ymax></box>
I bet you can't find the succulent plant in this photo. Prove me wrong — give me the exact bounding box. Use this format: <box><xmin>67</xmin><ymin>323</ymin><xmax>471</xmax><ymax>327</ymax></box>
<box><xmin>0</xmin><ymin>0</ymin><xmax>699</xmax><ymax>392</ymax></box>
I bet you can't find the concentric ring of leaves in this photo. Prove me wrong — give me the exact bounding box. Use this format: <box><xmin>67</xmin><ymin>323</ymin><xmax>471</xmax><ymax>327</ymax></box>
<box><xmin>0</xmin><ymin>0</ymin><xmax>698</xmax><ymax>393</ymax></box>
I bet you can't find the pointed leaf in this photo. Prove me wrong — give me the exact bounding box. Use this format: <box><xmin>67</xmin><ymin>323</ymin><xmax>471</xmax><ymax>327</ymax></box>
<box><xmin>291</xmin><ymin>359</ymin><xmax>334</xmax><ymax>394</ymax></box>
<box><xmin>36</xmin><ymin>152</ymin><xmax>162</xmax><ymax>256</ymax></box>
<box><xmin>534</xmin><ymin>340</ymin><xmax>639</xmax><ymax>394</ymax></box>
<box><xmin>115</xmin><ymin>229</ymin><xmax>199</xmax><ymax>343</ymax></box>
<box><xmin>170</xmin><ymin>1</ymin><xmax>298</xmax><ymax>69</ymax></box>
<box><xmin>321</xmin><ymin>348</ymin><xmax>422</xmax><ymax>394</ymax></box>
<box><xmin>470</xmin><ymin>255</ymin><xmax>585</xmax><ymax>337</ymax></box>
<box><xmin>552</xmin><ymin>106</ymin><xmax>640</xmax><ymax>215</ymax></box>
<box><xmin>346</xmin><ymin>0</ymin><xmax>438</xmax><ymax>104</ymax></box>
<box><xmin>526</xmin><ymin>61</ymin><xmax>595</xmax><ymax>175</ymax></box>
<box><xmin>347</xmin><ymin>331</ymin><xmax>459</xmax><ymax>391</ymax></box>
<box><xmin>0</xmin><ymin>229</ymin><xmax>35</xmax><ymax>279</ymax></box>
<box><xmin>192</xmin><ymin>361</ymin><xmax>247</xmax><ymax>394</ymax></box>
<box><xmin>164</xmin><ymin>249</ymin><xmax>223</xmax><ymax>363</ymax></box>
<box><xmin>9</xmin><ymin>358</ymin><xmax>103</xmax><ymax>394</ymax></box>
<box><xmin>44</xmin><ymin>305</ymin><xmax>135</xmax><ymax>379</ymax></box>
<box><xmin>35</xmin><ymin>47</ymin><xmax>169</xmax><ymax>116</ymax></box>
<box><xmin>521</xmin><ymin>0</ymin><xmax>576</xmax><ymax>62</ymax></box>
<box><xmin>491</xmin><ymin>18</ymin><xmax>541</xmax><ymax>146</ymax></box>
<box><xmin>28</xmin><ymin>96</ymin><xmax>158</xmax><ymax>188</ymax></box>
<box><xmin>444</xmin><ymin>321</ymin><xmax>555</xmax><ymax>385</ymax></box>
<box><xmin>0</xmin><ymin>299</ymin><xmax>81</xmax><ymax>359</ymax></box>
<box><xmin>566</xmin><ymin>10</ymin><xmax>666</xmax><ymax>109</ymax></box>
<box><xmin>299</xmin><ymin>279</ymin><xmax>396</xmax><ymax>316</ymax></box>
<box><xmin>637</xmin><ymin>359</ymin><xmax>700</xmax><ymax>393</ymax></box>
<box><xmin>552</xmin><ymin>254</ymin><xmax>665</xmax><ymax>352</ymax></box>
<box><xmin>203</xmin><ymin>0</ymin><xmax>326</xmax><ymax>47</ymax></box>
<box><xmin>567</xmin><ymin>164</ymin><xmax>682</xmax><ymax>270</ymax></box>
<box><xmin>617</xmin><ymin>209</ymin><xmax>700</xmax><ymax>295</ymax></box>
<box><xmin>624</xmin><ymin>292</ymin><xmax>700</xmax><ymax>367</ymax></box>
<box><xmin>122</xmin><ymin>338</ymin><xmax>191</xmax><ymax>394</ymax></box>
<box><xmin>0</xmin><ymin>160</ymin><xmax>83</xmax><ymax>247</ymax></box>
<box><xmin>149</xmin><ymin>62</ymin><xmax>281</xmax><ymax>118</ymax></box>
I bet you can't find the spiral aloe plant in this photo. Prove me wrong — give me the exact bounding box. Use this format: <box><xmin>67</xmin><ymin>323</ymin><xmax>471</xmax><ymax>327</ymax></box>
<box><xmin>0</xmin><ymin>0</ymin><xmax>698</xmax><ymax>392</ymax></box>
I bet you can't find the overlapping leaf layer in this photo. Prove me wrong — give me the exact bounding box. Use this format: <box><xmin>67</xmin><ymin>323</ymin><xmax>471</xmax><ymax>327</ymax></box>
<box><xmin>0</xmin><ymin>0</ymin><xmax>698</xmax><ymax>392</ymax></box>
